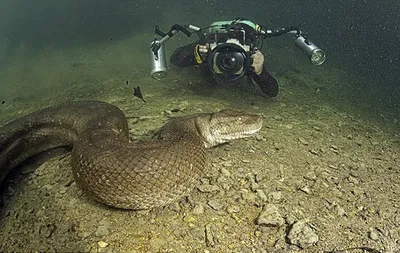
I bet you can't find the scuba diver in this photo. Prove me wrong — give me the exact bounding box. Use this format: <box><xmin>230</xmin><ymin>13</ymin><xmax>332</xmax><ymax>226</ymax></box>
<box><xmin>169</xmin><ymin>22</ymin><xmax>279</xmax><ymax>97</ymax></box>
<box><xmin>150</xmin><ymin>18</ymin><xmax>326</xmax><ymax>97</ymax></box>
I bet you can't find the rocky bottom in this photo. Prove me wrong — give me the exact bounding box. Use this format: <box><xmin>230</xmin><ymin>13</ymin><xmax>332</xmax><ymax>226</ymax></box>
<box><xmin>0</xmin><ymin>92</ymin><xmax>399</xmax><ymax>253</ymax></box>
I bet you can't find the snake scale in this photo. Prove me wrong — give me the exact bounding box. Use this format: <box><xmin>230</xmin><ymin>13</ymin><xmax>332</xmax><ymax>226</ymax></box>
<box><xmin>0</xmin><ymin>101</ymin><xmax>263</xmax><ymax>210</ymax></box>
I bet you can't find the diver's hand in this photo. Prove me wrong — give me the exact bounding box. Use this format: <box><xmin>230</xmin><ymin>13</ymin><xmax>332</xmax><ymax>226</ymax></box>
<box><xmin>251</xmin><ymin>50</ymin><xmax>264</xmax><ymax>75</ymax></box>
<box><xmin>198</xmin><ymin>44</ymin><xmax>209</xmax><ymax>54</ymax></box>
<box><xmin>198</xmin><ymin>44</ymin><xmax>209</xmax><ymax>60</ymax></box>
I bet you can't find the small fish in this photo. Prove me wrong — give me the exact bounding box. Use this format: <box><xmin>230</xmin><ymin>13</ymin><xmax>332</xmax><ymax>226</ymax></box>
<box><xmin>133</xmin><ymin>86</ymin><xmax>146</xmax><ymax>103</ymax></box>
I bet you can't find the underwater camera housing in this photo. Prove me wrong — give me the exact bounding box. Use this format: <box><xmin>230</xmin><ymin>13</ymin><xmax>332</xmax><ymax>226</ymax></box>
<box><xmin>208</xmin><ymin>41</ymin><xmax>251</xmax><ymax>82</ymax></box>
<box><xmin>206</xmin><ymin>20</ymin><xmax>259</xmax><ymax>82</ymax></box>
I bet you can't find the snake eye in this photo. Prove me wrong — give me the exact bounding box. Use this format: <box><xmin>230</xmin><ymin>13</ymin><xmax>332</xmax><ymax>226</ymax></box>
<box><xmin>236</xmin><ymin>116</ymin><xmax>243</xmax><ymax>123</ymax></box>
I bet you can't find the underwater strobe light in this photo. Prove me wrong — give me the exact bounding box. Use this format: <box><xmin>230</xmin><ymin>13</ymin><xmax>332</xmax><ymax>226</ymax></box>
<box><xmin>294</xmin><ymin>35</ymin><xmax>326</xmax><ymax>65</ymax></box>
<box><xmin>150</xmin><ymin>40</ymin><xmax>167</xmax><ymax>80</ymax></box>
<box><xmin>149</xmin><ymin>24</ymin><xmax>201</xmax><ymax>80</ymax></box>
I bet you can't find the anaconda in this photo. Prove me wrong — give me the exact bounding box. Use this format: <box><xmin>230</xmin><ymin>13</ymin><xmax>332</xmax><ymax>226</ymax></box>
<box><xmin>0</xmin><ymin>101</ymin><xmax>263</xmax><ymax>210</ymax></box>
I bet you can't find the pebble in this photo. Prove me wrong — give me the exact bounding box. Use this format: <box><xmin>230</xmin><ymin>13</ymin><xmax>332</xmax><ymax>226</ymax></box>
<box><xmin>223</xmin><ymin>146</ymin><xmax>231</xmax><ymax>151</ymax></box>
<box><xmin>241</xmin><ymin>247</ymin><xmax>254</xmax><ymax>253</ymax></box>
<box><xmin>138</xmin><ymin>115</ymin><xmax>157</xmax><ymax>120</ymax></box>
<box><xmin>216</xmin><ymin>176</ymin><xmax>226</xmax><ymax>184</ymax></box>
<box><xmin>183</xmin><ymin>215</ymin><xmax>196</xmax><ymax>224</ymax></box>
<box><xmin>226</xmin><ymin>205</ymin><xmax>240</xmax><ymax>214</ymax></box>
<box><xmin>59</xmin><ymin>186</ymin><xmax>67</xmax><ymax>194</ymax></box>
<box><xmin>330</xmin><ymin>144</ymin><xmax>339</xmax><ymax>150</ymax></box>
<box><xmin>298</xmin><ymin>137</ymin><xmax>309</xmax><ymax>145</ymax></box>
<box><xmin>78</xmin><ymin>231</ymin><xmax>92</xmax><ymax>239</ymax></box>
<box><xmin>255</xmin><ymin>135</ymin><xmax>265</xmax><ymax>141</ymax></box>
<box><xmin>187</xmin><ymin>195</ymin><xmax>195</xmax><ymax>206</ymax></box>
<box><xmin>190</xmin><ymin>227</ymin><xmax>205</xmax><ymax>242</ymax></box>
<box><xmin>40</xmin><ymin>223</ymin><xmax>56</xmax><ymax>238</ymax></box>
<box><xmin>97</xmin><ymin>241</ymin><xmax>108</xmax><ymax>248</ymax></box>
<box><xmin>369</xmin><ymin>229</ymin><xmax>379</xmax><ymax>241</ymax></box>
<box><xmin>333</xmin><ymin>204</ymin><xmax>346</xmax><ymax>216</ymax></box>
<box><xmin>82</xmin><ymin>244</ymin><xmax>92</xmax><ymax>253</ymax></box>
<box><xmin>149</xmin><ymin>238</ymin><xmax>166</xmax><ymax>251</ymax></box>
<box><xmin>241</xmin><ymin>191</ymin><xmax>256</xmax><ymax>204</ymax></box>
<box><xmin>330</xmin><ymin>146</ymin><xmax>340</xmax><ymax>154</ymax></box>
<box><xmin>255</xmin><ymin>173</ymin><xmax>264</xmax><ymax>183</ymax></box>
<box><xmin>163</xmin><ymin>110</ymin><xmax>173</xmax><ymax>115</ymax></box>
<box><xmin>256</xmin><ymin>204</ymin><xmax>284</xmax><ymax>227</ymax></box>
<box><xmin>221</xmin><ymin>183</ymin><xmax>230</xmax><ymax>191</ymax></box>
<box><xmin>178</xmin><ymin>101</ymin><xmax>189</xmax><ymax>110</ymax></box>
<box><xmin>207</xmin><ymin>200</ymin><xmax>224</xmax><ymax>211</ymax></box>
<box><xmin>328</xmin><ymin>164</ymin><xmax>338</xmax><ymax>170</ymax></box>
<box><xmin>200</xmin><ymin>178</ymin><xmax>210</xmax><ymax>184</ymax></box>
<box><xmin>268</xmin><ymin>191</ymin><xmax>283</xmax><ymax>202</ymax></box>
<box><xmin>169</xmin><ymin>202</ymin><xmax>181</xmax><ymax>212</ymax></box>
<box><xmin>220</xmin><ymin>167</ymin><xmax>231</xmax><ymax>178</ymax></box>
<box><xmin>205</xmin><ymin>224</ymin><xmax>215</xmax><ymax>247</ymax></box>
<box><xmin>250</xmin><ymin>182</ymin><xmax>260</xmax><ymax>191</ymax></box>
<box><xmin>129</xmin><ymin>117</ymin><xmax>139</xmax><ymax>124</ymax></box>
<box><xmin>198</xmin><ymin>184</ymin><xmax>220</xmax><ymax>193</ymax></box>
<box><xmin>55</xmin><ymin>192</ymin><xmax>64</xmax><ymax>198</ymax></box>
<box><xmin>287</xmin><ymin>219</ymin><xmax>319</xmax><ymax>249</ymax></box>
<box><xmin>42</xmin><ymin>184</ymin><xmax>53</xmax><ymax>191</ymax></box>
<box><xmin>286</xmin><ymin>215</ymin><xmax>296</xmax><ymax>226</ymax></box>
<box><xmin>192</xmin><ymin>204</ymin><xmax>204</xmax><ymax>215</ymax></box>
<box><xmin>393</xmin><ymin>214</ymin><xmax>400</xmax><ymax>226</ymax></box>
<box><xmin>331</xmin><ymin>187</ymin><xmax>343</xmax><ymax>197</ymax></box>
<box><xmin>34</xmin><ymin>167</ymin><xmax>47</xmax><ymax>176</ymax></box>
<box><xmin>95</xmin><ymin>224</ymin><xmax>110</xmax><ymax>237</ymax></box>
<box><xmin>347</xmin><ymin>175</ymin><xmax>359</xmax><ymax>184</ymax></box>
<box><xmin>256</xmin><ymin>189</ymin><xmax>268</xmax><ymax>202</ymax></box>
<box><xmin>304</xmin><ymin>172</ymin><xmax>317</xmax><ymax>181</ymax></box>
<box><xmin>221</xmin><ymin>161</ymin><xmax>233</xmax><ymax>167</ymax></box>
<box><xmin>299</xmin><ymin>185</ymin><xmax>311</xmax><ymax>194</ymax></box>
<box><xmin>95</xmin><ymin>219</ymin><xmax>111</xmax><ymax>236</ymax></box>
<box><xmin>370</xmin><ymin>141</ymin><xmax>379</xmax><ymax>146</ymax></box>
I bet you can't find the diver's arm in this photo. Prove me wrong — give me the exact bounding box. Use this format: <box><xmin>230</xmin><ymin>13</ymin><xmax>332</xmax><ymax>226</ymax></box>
<box><xmin>250</xmin><ymin>66</ymin><xmax>279</xmax><ymax>97</ymax></box>
<box><xmin>170</xmin><ymin>42</ymin><xmax>199</xmax><ymax>67</ymax></box>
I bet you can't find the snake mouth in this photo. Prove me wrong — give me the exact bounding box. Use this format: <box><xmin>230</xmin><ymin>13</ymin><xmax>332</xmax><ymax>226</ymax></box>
<box><xmin>242</xmin><ymin>123</ymin><xmax>263</xmax><ymax>135</ymax></box>
<box><xmin>202</xmin><ymin>115</ymin><xmax>263</xmax><ymax>148</ymax></box>
<box><xmin>222</xmin><ymin>120</ymin><xmax>263</xmax><ymax>140</ymax></box>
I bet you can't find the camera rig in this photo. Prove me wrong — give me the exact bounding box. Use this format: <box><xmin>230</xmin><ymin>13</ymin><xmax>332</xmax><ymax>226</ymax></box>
<box><xmin>150</xmin><ymin>18</ymin><xmax>326</xmax><ymax>80</ymax></box>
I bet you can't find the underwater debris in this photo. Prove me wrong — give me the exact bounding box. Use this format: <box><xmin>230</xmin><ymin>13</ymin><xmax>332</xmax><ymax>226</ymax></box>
<box><xmin>133</xmin><ymin>86</ymin><xmax>146</xmax><ymax>103</ymax></box>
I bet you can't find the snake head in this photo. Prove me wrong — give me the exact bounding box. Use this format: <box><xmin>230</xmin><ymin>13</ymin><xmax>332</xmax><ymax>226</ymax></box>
<box><xmin>196</xmin><ymin>109</ymin><xmax>263</xmax><ymax>148</ymax></box>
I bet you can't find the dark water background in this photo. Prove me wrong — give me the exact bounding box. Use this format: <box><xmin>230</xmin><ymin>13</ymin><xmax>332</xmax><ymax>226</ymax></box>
<box><xmin>0</xmin><ymin>0</ymin><xmax>399</xmax><ymax>115</ymax></box>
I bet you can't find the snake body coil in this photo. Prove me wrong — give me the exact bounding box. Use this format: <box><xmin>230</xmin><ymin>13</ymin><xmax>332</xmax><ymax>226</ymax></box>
<box><xmin>0</xmin><ymin>101</ymin><xmax>262</xmax><ymax>209</ymax></box>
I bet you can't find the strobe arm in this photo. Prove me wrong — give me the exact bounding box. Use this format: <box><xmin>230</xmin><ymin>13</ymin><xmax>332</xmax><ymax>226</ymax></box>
<box><xmin>260</xmin><ymin>25</ymin><xmax>300</xmax><ymax>39</ymax></box>
<box><xmin>151</xmin><ymin>24</ymin><xmax>200</xmax><ymax>54</ymax></box>
<box><xmin>155</xmin><ymin>24</ymin><xmax>193</xmax><ymax>37</ymax></box>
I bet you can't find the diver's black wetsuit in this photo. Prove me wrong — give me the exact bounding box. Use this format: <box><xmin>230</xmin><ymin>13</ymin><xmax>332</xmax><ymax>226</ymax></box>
<box><xmin>170</xmin><ymin>40</ymin><xmax>279</xmax><ymax>97</ymax></box>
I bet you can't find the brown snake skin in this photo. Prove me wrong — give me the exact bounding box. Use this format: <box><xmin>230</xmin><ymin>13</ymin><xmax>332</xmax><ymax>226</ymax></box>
<box><xmin>0</xmin><ymin>101</ymin><xmax>263</xmax><ymax>209</ymax></box>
